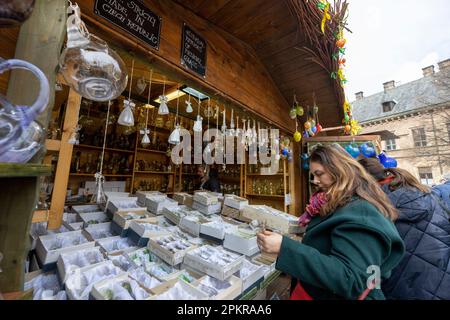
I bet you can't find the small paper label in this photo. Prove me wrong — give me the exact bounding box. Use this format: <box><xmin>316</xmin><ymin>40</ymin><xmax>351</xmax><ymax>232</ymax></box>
<box><xmin>285</xmin><ymin>194</ymin><xmax>291</xmax><ymax>206</ymax></box>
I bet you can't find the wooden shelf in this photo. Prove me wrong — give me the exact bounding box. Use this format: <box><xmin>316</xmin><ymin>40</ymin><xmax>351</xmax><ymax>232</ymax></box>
<box><xmin>245</xmin><ymin>194</ymin><xmax>284</xmax><ymax>199</ymax></box>
<box><xmin>137</xmin><ymin>148</ymin><xmax>168</xmax><ymax>155</ymax></box>
<box><xmin>0</xmin><ymin>163</ymin><xmax>51</xmax><ymax>178</ymax></box>
<box><xmin>74</xmin><ymin>144</ymin><xmax>135</xmax><ymax>154</ymax></box>
<box><xmin>182</xmin><ymin>172</ymin><xmax>197</xmax><ymax>175</ymax></box>
<box><xmin>70</xmin><ymin>173</ymin><xmax>133</xmax><ymax>177</ymax></box>
<box><xmin>45</xmin><ymin>139</ymin><xmax>61</xmax><ymax>152</ymax></box>
<box><xmin>246</xmin><ymin>173</ymin><xmax>284</xmax><ymax>176</ymax></box>
<box><xmin>134</xmin><ymin>171</ymin><xmax>175</xmax><ymax>174</ymax></box>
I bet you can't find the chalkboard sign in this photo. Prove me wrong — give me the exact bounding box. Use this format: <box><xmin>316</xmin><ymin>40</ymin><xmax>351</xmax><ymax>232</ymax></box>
<box><xmin>181</xmin><ymin>24</ymin><xmax>207</xmax><ymax>77</ymax></box>
<box><xmin>94</xmin><ymin>0</ymin><xmax>161</xmax><ymax>50</ymax></box>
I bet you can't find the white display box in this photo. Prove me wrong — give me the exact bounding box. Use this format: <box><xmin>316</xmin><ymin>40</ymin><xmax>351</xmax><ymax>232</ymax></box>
<box><xmin>223</xmin><ymin>195</ymin><xmax>249</xmax><ymax>210</ymax></box>
<box><xmin>85</xmin><ymin>181</ymin><xmax>126</xmax><ymax>195</ymax></box>
<box><xmin>65</xmin><ymin>260</ymin><xmax>124</xmax><ymax>300</ymax></box>
<box><xmin>200</xmin><ymin>219</ymin><xmax>239</xmax><ymax>241</ymax></box>
<box><xmin>240</xmin><ymin>205</ymin><xmax>304</xmax><ymax>234</ymax></box>
<box><xmin>91</xmin><ymin>273</ymin><xmax>153</xmax><ymax>300</ymax></box>
<box><xmin>129</xmin><ymin>219</ymin><xmax>171</xmax><ymax>239</ymax></box>
<box><xmin>62</xmin><ymin>213</ymin><xmax>84</xmax><ymax>231</ymax></box>
<box><xmin>162</xmin><ymin>205</ymin><xmax>192</xmax><ymax>225</ymax></box>
<box><xmin>193</xmin><ymin>275</ymin><xmax>242</xmax><ymax>300</ymax></box>
<box><xmin>146</xmin><ymin>262</ymin><xmax>183</xmax><ymax>282</ymax></box>
<box><xmin>57</xmin><ymin>247</ymin><xmax>105</xmax><ymax>284</ymax></box>
<box><xmin>250</xmin><ymin>253</ymin><xmax>277</xmax><ymax>276</ymax></box>
<box><xmin>179</xmin><ymin>213</ymin><xmax>212</xmax><ymax>237</ymax></box>
<box><xmin>165</xmin><ymin>226</ymin><xmax>205</xmax><ymax>246</ymax></box>
<box><xmin>145</xmin><ymin>196</ymin><xmax>179</xmax><ymax>215</ymax></box>
<box><xmin>149</xmin><ymin>278</ymin><xmax>208</xmax><ymax>300</ymax></box>
<box><xmin>35</xmin><ymin>230</ymin><xmax>95</xmax><ymax>265</ymax></box>
<box><xmin>192</xmin><ymin>201</ymin><xmax>222</xmax><ymax>215</ymax></box>
<box><xmin>193</xmin><ymin>191</ymin><xmax>219</xmax><ymax>206</ymax></box>
<box><xmin>183</xmin><ymin>245</ymin><xmax>244</xmax><ymax>281</ymax></box>
<box><xmin>223</xmin><ymin>227</ymin><xmax>260</xmax><ymax>256</ymax></box>
<box><xmin>79</xmin><ymin>211</ymin><xmax>110</xmax><ymax>228</ymax></box>
<box><xmin>106</xmin><ymin>197</ymin><xmax>143</xmax><ymax>215</ymax></box>
<box><xmin>83</xmin><ymin>222</ymin><xmax>116</xmax><ymax>241</ymax></box>
<box><xmin>234</xmin><ymin>259</ymin><xmax>266</xmax><ymax>293</ymax></box>
<box><xmin>136</xmin><ymin>191</ymin><xmax>165</xmax><ymax>206</ymax></box>
<box><xmin>105</xmin><ymin>191</ymin><xmax>130</xmax><ymax>202</ymax></box>
<box><xmin>172</xmin><ymin>192</ymin><xmax>194</xmax><ymax>206</ymax></box>
<box><xmin>148</xmin><ymin>234</ymin><xmax>198</xmax><ymax>266</ymax></box>
<box><xmin>127</xmin><ymin>247</ymin><xmax>162</xmax><ymax>268</ymax></box>
<box><xmin>96</xmin><ymin>236</ymin><xmax>138</xmax><ymax>255</ymax></box>
<box><xmin>112</xmin><ymin>210</ymin><xmax>153</xmax><ymax>229</ymax></box>
<box><xmin>72</xmin><ymin>204</ymin><xmax>103</xmax><ymax>214</ymax></box>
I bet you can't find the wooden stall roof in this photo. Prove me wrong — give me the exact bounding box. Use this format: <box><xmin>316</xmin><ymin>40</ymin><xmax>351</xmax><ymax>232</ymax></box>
<box><xmin>173</xmin><ymin>0</ymin><xmax>345</xmax><ymax>127</ymax></box>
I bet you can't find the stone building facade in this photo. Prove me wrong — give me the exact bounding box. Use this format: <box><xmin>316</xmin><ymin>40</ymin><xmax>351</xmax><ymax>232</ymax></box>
<box><xmin>352</xmin><ymin>59</ymin><xmax>450</xmax><ymax>185</ymax></box>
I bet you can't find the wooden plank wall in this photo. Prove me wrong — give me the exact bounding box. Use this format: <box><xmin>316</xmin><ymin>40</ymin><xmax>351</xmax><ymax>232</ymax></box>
<box><xmin>0</xmin><ymin>28</ymin><xmax>20</xmax><ymax>95</ymax></box>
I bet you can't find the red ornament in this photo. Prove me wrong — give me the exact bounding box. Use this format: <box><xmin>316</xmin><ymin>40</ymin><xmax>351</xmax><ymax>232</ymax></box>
<box><xmin>316</xmin><ymin>123</ymin><xmax>322</xmax><ymax>133</ymax></box>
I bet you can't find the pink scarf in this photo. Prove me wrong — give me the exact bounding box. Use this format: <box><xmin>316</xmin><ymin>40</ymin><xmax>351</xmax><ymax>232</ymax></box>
<box><xmin>299</xmin><ymin>191</ymin><xmax>328</xmax><ymax>227</ymax></box>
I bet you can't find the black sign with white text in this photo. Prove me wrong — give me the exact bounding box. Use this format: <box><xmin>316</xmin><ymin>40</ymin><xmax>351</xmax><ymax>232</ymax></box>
<box><xmin>181</xmin><ymin>23</ymin><xmax>207</xmax><ymax>77</ymax></box>
<box><xmin>94</xmin><ymin>0</ymin><xmax>161</xmax><ymax>50</ymax></box>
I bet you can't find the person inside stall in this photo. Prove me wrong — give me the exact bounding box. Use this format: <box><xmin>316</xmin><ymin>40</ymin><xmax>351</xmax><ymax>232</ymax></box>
<box><xmin>358</xmin><ymin>157</ymin><xmax>450</xmax><ymax>300</ymax></box>
<box><xmin>195</xmin><ymin>165</ymin><xmax>221</xmax><ymax>193</ymax></box>
<box><xmin>256</xmin><ymin>144</ymin><xmax>405</xmax><ymax>300</ymax></box>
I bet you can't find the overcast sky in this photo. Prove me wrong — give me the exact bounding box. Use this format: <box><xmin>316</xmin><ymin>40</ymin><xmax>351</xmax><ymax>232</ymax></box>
<box><xmin>344</xmin><ymin>0</ymin><xmax>450</xmax><ymax>101</ymax></box>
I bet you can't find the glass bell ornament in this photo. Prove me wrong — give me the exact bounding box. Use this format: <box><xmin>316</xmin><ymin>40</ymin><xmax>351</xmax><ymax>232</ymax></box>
<box><xmin>68</xmin><ymin>126</ymin><xmax>80</xmax><ymax>145</ymax></box>
<box><xmin>158</xmin><ymin>95</ymin><xmax>169</xmax><ymax>115</ymax></box>
<box><xmin>118</xmin><ymin>99</ymin><xmax>135</xmax><ymax>126</ymax></box>
<box><xmin>296</xmin><ymin>105</ymin><xmax>304</xmax><ymax>116</ymax></box>
<box><xmin>0</xmin><ymin>59</ymin><xmax>49</xmax><ymax>163</ymax></box>
<box><xmin>293</xmin><ymin>131</ymin><xmax>301</xmax><ymax>142</ymax></box>
<box><xmin>378</xmin><ymin>152</ymin><xmax>397</xmax><ymax>168</ymax></box>
<box><xmin>140</xmin><ymin>128</ymin><xmax>150</xmax><ymax>147</ymax></box>
<box><xmin>90</xmin><ymin>172</ymin><xmax>107</xmax><ymax>204</ymax></box>
<box><xmin>168</xmin><ymin>124</ymin><xmax>181</xmax><ymax>145</ymax></box>
<box><xmin>193</xmin><ymin>115</ymin><xmax>203</xmax><ymax>132</ymax></box>
<box><xmin>59</xmin><ymin>3</ymin><xmax>128</xmax><ymax>101</ymax></box>
<box><xmin>360</xmin><ymin>143</ymin><xmax>376</xmax><ymax>158</ymax></box>
<box><xmin>185</xmin><ymin>100</ymin><xmax>193</xmax><ymax>113</ymax></box>
<box><xmin>345</xmin><ymin>144</ymin><xmax>360</xmax><ymax>158</ymax></box>
<box><xmin>0</xmin><ymin>0</ymin><xmax>35</xmax><ymax>27</ymax></box>
<box><xmin>289</xmin><ymin>108</ymin><xmax>297</xmax><ymax>119</ymax></box>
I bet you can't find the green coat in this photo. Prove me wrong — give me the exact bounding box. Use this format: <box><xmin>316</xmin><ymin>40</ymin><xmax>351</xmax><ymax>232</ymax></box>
<box><xmin>276</xmin><ymin>197</ymin><xmax>405</xmax><ymax>300</ymax></box>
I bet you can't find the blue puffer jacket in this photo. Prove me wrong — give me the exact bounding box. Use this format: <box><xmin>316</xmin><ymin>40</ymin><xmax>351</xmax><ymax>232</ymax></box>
<box><xmin>381</xmin><ymin>186</ymin><xmax>450</xmax><ymax>300</ymax></box>
<box><xmin>432</xmin><ymin>182</ymin><xmax>450</xmax><ymax>211</ymax></box>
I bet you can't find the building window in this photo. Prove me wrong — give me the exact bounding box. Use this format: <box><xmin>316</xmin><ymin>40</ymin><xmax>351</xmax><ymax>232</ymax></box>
<box><xmin>385</xmin><ymin>139</ymin><xmax>397</xmax><ymax>151</ymax></box>
<box><xmin>418</xmin><ymin>167</ymin><xmax>433</xmax><ymax>185</ymax></box>
<box><xmin>412</xmin><ymin>127</ymin><xmax>427</xmax><ymax>147</ymax></box>
<box><xmin>382</xmin><ymin>101</ymin><xmax>396</xmax><ymax>112</ymax></box>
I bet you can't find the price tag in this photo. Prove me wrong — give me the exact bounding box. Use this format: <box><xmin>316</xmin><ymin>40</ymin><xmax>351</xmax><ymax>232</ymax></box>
<box><xmin>284</xmin><ymin>193</ymin><xmax>291</xmax><ymax>206</ymax></box>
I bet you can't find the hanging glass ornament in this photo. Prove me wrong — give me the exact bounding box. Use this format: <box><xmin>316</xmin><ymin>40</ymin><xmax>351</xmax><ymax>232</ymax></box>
<box><xmin>140</xmin><ymin>69</ymin><xmax>153</xmax><ymax>147</ymax></box>
<box><xmin>229</xmin><ymin>109</ymin><xmax>235</xmax><ymax>137</ymax></box>
<box><xmin>141</xmin><ymin>130</ymin><xmax>150</xmax><ymax>147</ymax></box>
<box><xmin>221</xmin><ymin>106</ymin><xmax>227</xmax><ymax>133</ymax></box>
<box><xmin>204</xmin><ymin>98</ymin><xmax>211</xmax><ymax>142</ymax></box>
<box><xmin>185</xmin><ymin>94</ymin><xmax>193</xmax><ymax>113</ymax></box>
<box><xmin>68</xmin><ymin>125</ymin><xmax>81</xmax><ymax>145</ymax></box>
<box><xmin>378</xmin><ymin>152</ymin><xmax>397</xmax><ymax>168</ymax></box>
<box><xmin>193</xmin><ymin>115</ymin><xmax>203</xmax><ymax>132</ymax></box>
<box><xmin>168</xmin><ymin>124</ymin><xmax>181</xmax><ymax>145</ymax></box>
<box><xmin>360</xmin><ymin>143</ymin><xmax>376</xmax><ymax>158</ymax></box>
<box><xmin>0</xmin><ymin>59</ymin><xmax>49</xmax><ymax>163</ymax></box>
<box><xmin>59</xmin><ymin>2</ymin><xmax>127</xmax><ymax>101</ymax></box>
<box><xmin>118</xmin><ymin>99</ymin><xmax>135</xmax><ymax>126</ymax></box>
<box><xmin>345</xmin><ymin>143</ymin><xmax>360</xmax><ymax>158</ymax></box>
<box><xmin>289</xmin><ymin>108</ymin><xmax>297</xmax><ymax>119</ymax></box>
<box><xmin>158</xmin><ymin>77</ymin><xmax>169</xmax><ymax>115</ymax></box>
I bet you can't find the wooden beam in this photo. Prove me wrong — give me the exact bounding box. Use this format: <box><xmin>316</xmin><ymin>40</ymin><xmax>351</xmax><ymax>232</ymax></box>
<box><xmin>32</xmin><ymin>210</ymin><xmax>49</xmax><ymax>223</ymax></box>
<box><xmin>45</xmin><ymin>139</ymin><xmax>61</xmax><ymax>152</ymax></box>
<box><xmin>47</xmin><ymin>88</ymin><xmax>82</xmax><ymax>229</ymax></box>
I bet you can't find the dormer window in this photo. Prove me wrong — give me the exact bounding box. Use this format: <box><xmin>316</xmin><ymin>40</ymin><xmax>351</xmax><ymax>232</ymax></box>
<box><xmin>382</xmin><ymin>100</ymin><xmax>397</xmax><ymax>112</ymax></box>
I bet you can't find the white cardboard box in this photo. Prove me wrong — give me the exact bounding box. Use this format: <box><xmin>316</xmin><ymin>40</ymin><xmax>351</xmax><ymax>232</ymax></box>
<box><xmin>200</xmin><ymin>219</ymin><xmax>239</xmax><ymax>240</ymax></box>
<box><xmin>192</xmin><ymin>201</ymin><xmax>222</xmax><ymax>215</ymax></box>
<box><xmin>234</xmin><ymin>259</ymin><xmax>266</xmax><ymax>293</ymax></box>
<box><xmin>83</xmin><ymin>222</ymin><xmax>116</xmax><ymax>241</ymax></box>
<box><xmin>179</xmin><ymin>213</ymin><xmax>212</xmax><ymax>237</ymax></box>
<box><xmin>193</xmin><ymin>191</ymin><xmax>219</xmax><ymax>205</ymax></box>
<box><xmin>172</xmin><ymin>193</ymin><xmax>194</xmax><ymax>206</ymax></box>
<box><xmin>240</xmin><ymin>205</ymin><xmax>304</xmax><ymax>234</ymax></box>
<box><xmin>79</xmin><ymin>211</ymin><xmax>110</xmax><ymax>227</ymax></box>
<box><xmin>147</xmin><ymin>234</ymin><xmax>198</xmax><ymax>266</ymax></box>
<box><xmin>250</xmin><ymin>252</ymin><xmax>277</xmax><ymax>276</ymax></box>
<box><xmin>193</xmin><ymin>275</ymin><xmax>242</xmax><ymax>300</ymax></box>
<box><xmin>183</xmin><ymin>245</ymin><xmax>244</xmax><ymax>281</ymax></box>
<box><xmin>57</xmin><ymin>246</ymin><xmax>105</xmax><ymax>284</ymax></box>
<box><xmin>72</xmin><ymin>204</ymin><xmax>103</xmax><ymax>214</ymax></box>
<box><xmin>35</xmin><ymin>230</ymin><xmax>95</xmax><ymax>265</ymax></box>
<box><xmin>91</xmin><ymin>273</ymin><xmax>153</xmax><ymax>300</ymax></box>
<box><xmin>96</xmin><ymin>236</ymin><xmax>138</xmax><ymax>255</ymax></box>
<box><xmin>162</xmin><ymin>205</ymin><xmax>192</xmax><ymax>225</ymax></box>
<box><xmin>112</xmin><ymin>210</ymin><xmax>153</xmax><ymax>229</ymax></box>
<box><xmin>145</xmin><ymin>196</ymin><xmax>179</xmax><ymax>215</ymax></box>
<box><xmin>149</xmin><ymin>278</ymin><xmax>208</xmax><ymax>300</ymax></box>
<box><xmin>129</xmin><ymin>219</ymin><xmax>171</xmax><ymax>239</ymax></box>
<box><xmin>106</xmin><ymin>197</ymin><xmax>143</xmax><ymax>215</ymax></box>
<box><xmin>136</xmin><ymin>191</ymin><xmax>165</xmax><ymax>206</ymax></box>
<box><xmin>223</xmin><ymin>195</ymin><xmax>249</xmax><ymax>210</ymax></box>
<box><xmin>223</xmin><ymin>227</ymin><xmax>260</xmax><ymax>256</ymax></box>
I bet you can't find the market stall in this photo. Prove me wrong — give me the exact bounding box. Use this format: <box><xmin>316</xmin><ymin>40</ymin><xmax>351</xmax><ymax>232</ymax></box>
<box><xmin>0</xmin><ymin>0</ymin><xmax>351</xmax><ymax>300</ymax></box>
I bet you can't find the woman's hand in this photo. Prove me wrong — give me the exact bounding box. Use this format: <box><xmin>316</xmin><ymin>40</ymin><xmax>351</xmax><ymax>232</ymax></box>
<box><xmin>256</xmin><ymin>230</ymin><xmax>283</xmax><ymax>254</ymax></box>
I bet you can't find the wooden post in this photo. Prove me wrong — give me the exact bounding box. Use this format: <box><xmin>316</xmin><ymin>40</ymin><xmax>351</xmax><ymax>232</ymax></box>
<box><xmin>47</xmin><ymin>89</ymin><xmax>81</xmax><ymax>229</ymax></box>
<box><xmin>6</xmin><ymin>0</ymin><xmax>67</xmax><ymax>160</ymax></box>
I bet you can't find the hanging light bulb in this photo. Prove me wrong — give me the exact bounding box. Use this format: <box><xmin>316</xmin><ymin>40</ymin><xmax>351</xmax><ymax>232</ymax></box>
<box><xmin>185</xmin><ymin>94</ymin><xmax>193</xmax><ymax>113</ymax></box>
<box><xmin>158</xmin><ymin>77</ymin><xmax>169</xmax><ymax>115</ymax></box>
<box><xmin>118</xmin><ymin>99</ymin><xmax>135</xmax><ymax>126</ymax></box>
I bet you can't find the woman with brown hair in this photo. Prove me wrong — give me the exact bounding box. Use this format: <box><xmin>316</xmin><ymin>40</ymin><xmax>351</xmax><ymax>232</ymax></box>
<box><xmin>358</xmin><ymin>158</ymin><xmax>450</xmax><ymax>300</ymax></box>
<box><xmin>257</xmin><ymin>144</ymin><xmax>405</xmax><ymax>300</ymax></box>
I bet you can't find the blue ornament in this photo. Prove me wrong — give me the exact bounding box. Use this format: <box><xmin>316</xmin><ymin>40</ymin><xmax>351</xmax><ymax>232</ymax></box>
<box><xmin>301</xmin><ymin>153</ymin><xmax>310</xmax><ymax>170</ymax></box>
<box><xmin>311</xmin><ymin>126</ymin><xmax>317</xmax><ymax>134</ymax></box>
<box><xmin>378</xmin><ymin>152</ymin><xmax>397</xmax><ymax>168</ymax></box>
<box><xmin>303</xmin><ymin>130</ymin><xmax>309</xmax><ymax>138</ymax></box>
<box><xmin>282</xmin><ymin>148</ymin><xmax>289</xmax><ymax>156</ymax></box>
<box><xmin>345</xmin><ymin>144</ymin><xmax>360</xmax><ymax>158</ymax></box>
<box><xmin>360</xmin><ymin>143</ymin><xmax>376</xmax><ymax>158</ymax></box>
